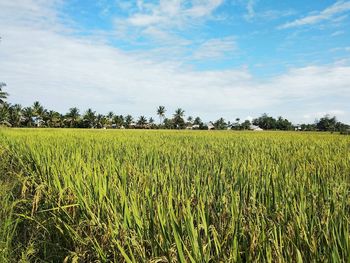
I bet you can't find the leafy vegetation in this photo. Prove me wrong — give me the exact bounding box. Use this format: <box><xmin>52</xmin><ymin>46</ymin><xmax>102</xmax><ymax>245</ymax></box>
<box><xmin>0</xmin><ymin>129</ymin><xmax>349</xmax><ymax>262</ymax></box>
<box><xmin>0</xmin><ymin>84</ymin><xmax>349</xmax><ymax>131</ymax></box>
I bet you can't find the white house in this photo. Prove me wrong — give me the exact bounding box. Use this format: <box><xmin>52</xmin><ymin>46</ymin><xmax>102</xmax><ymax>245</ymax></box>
<box><xmin>249</xmin><ymin>125</ymin><xmax>263</xmax><ymax>131</ymax></box>
<box><xmin>207</xmin><ymin>122</ymin><xmax>215</xmax><ymax>130</ymax></box>
<box><xmin>186</xmin><ymin>124</ymin><xmax>200</xmax><ymax>130</ymax></box>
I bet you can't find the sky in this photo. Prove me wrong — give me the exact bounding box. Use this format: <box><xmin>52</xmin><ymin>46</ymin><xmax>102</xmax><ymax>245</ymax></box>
<box><xmin>0</xmin><ymin>0</ymin><xmax>349</xmax><ymax>124</ymax></box>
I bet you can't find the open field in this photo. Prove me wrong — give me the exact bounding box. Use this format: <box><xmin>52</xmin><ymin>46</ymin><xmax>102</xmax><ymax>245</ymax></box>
<box><xmin>0</xmin><ymin>129</ymin><xmax>349</xmax><ymax>262</ymax></box>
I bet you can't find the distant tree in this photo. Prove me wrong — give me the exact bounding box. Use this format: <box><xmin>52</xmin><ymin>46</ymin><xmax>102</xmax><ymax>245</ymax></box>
<box><xmin>148</xmin><ymin>117</ymin><xmax>156</xmax><ymax>129</ymax></box>
<box><xmin>32</xmin><ymin>101</ymin><xmax>45</xmax><ymax>117</ymax></box>
<box><xmin>214</xmin><ymin>117</ymin><xmax>227</xmax><ymax>130</ymax></box>
<box><xmin>9</xmin><ymin>104</ymin><xmax>22</xmax><ymax>127</ymax></box>
<box><xmin>22</xmin><ymin>107</ymin><xmax>34</xmax><ymax>127</ymax></box>
<box><xmin>83</xmin><ymin>108</ymin><xmax>96</xmax><ymax>128</ymax></box>
<box><xmin>137</xmin><ymin>116</ymin><xmax>147</xmax><ymax>128</ymax></box>
<box><xmin>163</xmin><ymin>118</ymin><xmax>174</xmax><ymax>129</ymax></box>
<box><xmin>66</xmin><ymin>107</ymin><xmax>80</xmax><ymax>128</ymax></box>
<box><xmin>300</xmin><ymin>123</ymin><xmax>317</xmax><ymax>131</ymax></box>
<box><xmin>316</xmin><ymin>115</ymin><xmax>337</xmax><ymax>132</ymax></box>
<box><xmin>107</xmin><ymin>111</ymin><xmax>114</xmax><ymax>120</ymax></box>
<box><xmin>173</xmin><ymin>108</ymin><xmax>185</xmax><ymax>129</ymax></box>
<box><xmin>100</xmin><ymin>115</ymin><xmax>109</xmax><ymax>128</ymax></box>
<box><xmin>193</xmin><ymin>117</ymin><xmax>202</xmax><ymax>125</ymax></box>
<box><xmin>45</xmin><ymin>110</ymin><xmax>61</xmax><ymax>128</ymax></box>
<box><xmin>0</xmin><ymin>102</ymin><xmax>10</xmax><ymax>125</ymax></box>
<box><xmin>113</xmin><ymin>115</ymin><xmax>124</xmax><ymax>128</ymax></box>
<box><xmin>124</xmin><ymin>115</ymin><xmax>133</xmax><ymax>128</ymax></box>
<box><xmin>96</xmin><ymin>114</ymin><xmax>106</xmax><ymax>128</ymax></box>
<box><xmin>335</xmin><ymin>121</ymin><xmax>349</xmax><ymax>133</ymax></box>
<box><xmin>0</xmin><ymin>82</ymin><xmax>8</xmax><ymax>105</ymax></box>
<box><xmin>241</xmin><ymin>119</ymin><xmax>251</xmax><ymax>130</ymax></box>
<box><xmin>157</xmin><ymin>106</ymin><xmax>166</xmax><ymax>125</ymax></box>
<box><xmin>276</xmin><ymin>116</ymin><xmax>293</xmax><ymax>130</ymax></box>
<box><xmin>253</xmin><ymin>113</ymin><xmax>277</xmax><ymax>130</ymax></box>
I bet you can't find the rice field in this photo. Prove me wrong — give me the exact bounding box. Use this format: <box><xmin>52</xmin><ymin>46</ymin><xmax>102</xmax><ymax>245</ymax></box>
<box><xmin>0</xmin><ymin>129</ymin><xmax>349</xmax><ymax>262</ymax></box>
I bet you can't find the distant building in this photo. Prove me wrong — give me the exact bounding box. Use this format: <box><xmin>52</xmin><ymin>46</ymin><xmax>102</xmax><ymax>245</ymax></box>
<box><xmin>295</xmin><ymin>125</ymin><xmax>302</xmax><ymax>131</ymax></box>
<box><xmin>33</xmin><ymin>117</ymin><xmax>44</xmax><ymax>127</ymax></box>
<box><xmin>249</xmin><ymin>125</ymin><xmax>263</xmax><ymax>131</ymax></box>
<box><xmin>207</xmin><ymin>122</ymin><xmax>215</xmax><ymax>130</ymax></box>
<box><xmin>186</xmin><ymin>124</ymin><xmax>200</xmax><ymax>130</ymax></box>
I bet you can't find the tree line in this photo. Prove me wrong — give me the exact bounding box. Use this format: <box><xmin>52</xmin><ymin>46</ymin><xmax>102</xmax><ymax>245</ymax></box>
<box><xmin>0</xmin><ymin>84</ymin><xmax>349</xmax><ymax>132</ymax></box>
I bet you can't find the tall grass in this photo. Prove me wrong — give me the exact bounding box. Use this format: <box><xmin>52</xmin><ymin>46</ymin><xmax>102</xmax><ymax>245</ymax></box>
<box><xmin>0</xmin><ymin>129</ymin><xmax>349</xmax><ymax>262</ymax></box>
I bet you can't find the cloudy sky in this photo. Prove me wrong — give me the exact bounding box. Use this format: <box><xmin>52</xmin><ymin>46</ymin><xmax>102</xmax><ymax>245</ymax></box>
<box><xmin>0</xmin><ymin>0</ymin><xmax>349</xmax><ymax>123</ymax></box>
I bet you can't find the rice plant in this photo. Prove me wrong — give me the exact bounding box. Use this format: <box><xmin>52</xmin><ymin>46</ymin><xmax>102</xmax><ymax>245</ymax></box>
<box><xmin>0</xmin><ymin>129</ymin><xmax>349</xmax><ymax>262</ymax></box>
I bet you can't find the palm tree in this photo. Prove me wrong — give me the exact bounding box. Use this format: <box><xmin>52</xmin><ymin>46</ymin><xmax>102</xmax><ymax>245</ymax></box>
<box><xmin>0</xmin><ymin>102</ymin><xmax>10</xmax><ymax>125</ymax></box>
<box><xmin>9</xmin><ymin>104</ymin><xmax>22</xmax><ymax>127</ymax></box>
<box><xmin>214</xmin><ymin>117</ymin><xmax>227</xmax><ymax>130</ymax></box>
<box><xmin>107</xmin><ymin>111</ymin><xmax>114</xmax><ymax>119</ymax></box>
<box><xmin>194</xmin><ymin>117</ymin><xmax>202</xmax><ymax>126</ymax></box>
<box><xmin>22</xmin><ymin>107</ymin><xmax>34</xmax><ymax>127</ymax></box>
<box><xmin>66</xmin><ymin>107</ymin><xmax>80</xmax><ymax>127</ymax></box>
<box><xmin>83</xmin><ymin>108</ymin><xmax>96</xmax><ymax>128</ymax></box>
<box><xmin>46</xmin><ymin>110</ymin><xmax>61</xmax><ymax>128</ymax></box>
<box><xmin>32</xmin><ymin>101</ymin><xmax>45</xmax><ymax>117</ymax></box>
<box><xmin>173</xmin><ymin>108</ymin><xmax>185</xmax><ymax>129</ymax></box>
<box><xmin>174</xmin><ymin>108</ymin><xmax>185</xmax><ymax>118</ymax></box>
<box><xmin>137</xmin><ymin>116</ymin><xmax>147</xmax><ymax>128</ymax></box>
<box><xmin>0</xmin><ymin>82</ymin><xmax>9</xmax><ymax>105</ymax></box>
<box><xmin>100</xmin><ymin>115</ymin><xmax>109</xmax><ymax>128</ymax></box>
<box><xmin>187</xmin><ymin>116</ymin><xmax>193</xmax><ymax>124</ymax></box>
<box><xmin>113</xmin><ymin>115</ymin><xmax>124</xmax><ymax>128</ymax></box>
<box><xmin>124</xmin><ymin>115</ymin><xmax>133</xmax><ymax>128</ymax></box>
<box><xmin>157</xmin><ymin>106</ymin><xmax>166</xmax><ymax>125</ymax></box>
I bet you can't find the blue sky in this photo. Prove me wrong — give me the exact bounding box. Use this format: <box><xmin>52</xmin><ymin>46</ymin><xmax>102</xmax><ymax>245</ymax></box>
<box><xmin>0</xmin><ymin>0</ymin><xmax>349</xmax><ymax>123</ymax></box>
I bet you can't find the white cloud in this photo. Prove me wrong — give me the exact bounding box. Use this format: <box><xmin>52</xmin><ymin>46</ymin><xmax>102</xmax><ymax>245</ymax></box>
<box><xmin>303</xmin><ymin>110</ymin><xmax>346</xmax><ymax>121</ymax></box>
<box><xmin>331</xmin><ymin>30</ymin><xmax>345</xmax><ymax>36</ymax></box>
<box><xmin>115</xmin><ymin>0</ymin><xmax>223</xmax><ymax>42</ymax></box>
<box><xmin>0</xmin><ymin>1</ymin><xmax>349</xmax><ymax>123</ymax></box>
<box><xmin>121</xmin><ymin>0</ymin><xmax>223</xmax><ymax>28</ymax></box>
<box><xmin>279</xmin><ymin>1</ymin><xmax>350</xmax><ymax>29</ymax></box>
<box><xmin>244</xmin><ymin>0</ymin><xmax>256</xmax><ymax>21</ymax></box>
<box><xmin>331</xmin><ymin>46</ymin><xmax>350</xmax><ymax>52</ymax></box>
<box><xmin>192</xmin><ymin>37</ymin><xmax>237</xmax><ymax>60</ymax></box>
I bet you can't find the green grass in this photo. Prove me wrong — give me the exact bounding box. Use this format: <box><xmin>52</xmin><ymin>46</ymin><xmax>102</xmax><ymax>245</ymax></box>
<box><xmin>0</xmin><ymin>129</ymin><xmax>349</xmax><ymax>262</ymax></box>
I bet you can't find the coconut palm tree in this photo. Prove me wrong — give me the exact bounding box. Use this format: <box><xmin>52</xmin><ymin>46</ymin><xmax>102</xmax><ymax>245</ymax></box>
<box><xmin>0</xmin><ymin>82</ymin><xmax>9</xmax><ymax>105</ymax></box>
<box><xmin>149</xmin><ymin>117</ymin><xmax>155</xmax><ymax>129</ymax></box>
<box><xmin>214</xmin><ymin>117</ymin><xmax>227</xmax><ymax>130</ymax></box>
<box><xmin>157</xmin><ymin>106</ymin><xmax>166</xmax><ymax>125</ymax></box>
<box><xmin>31</xmin><ymin>101</ymin><xmax>46</xmax><ymax>126</ymax></box>
<box><xmin>32</xmin><ymin>101</ymin><xmax>45</xmax><ymax>117</ymax></box>
<box><xmin>45</xmin><ymin>110</ymin><xmax>61</xmax><ymax>128</ymax></box>
<box><xmin>100</xmin><ymin>115</ymin><xmax>109</xmax><ymax>128</ymax></box>
<box><xmin>174</xmin><ymin>108</ymin><xmax>185</xmax><ymax>118</ymax></box>
<box><xmin>22</xmin><ymin>107</ymin><xmax>34</xmax><ymax>127</ymax></box>
<box><xmin>124</xmin><ymin>115</ymin><xmax>133</xmax><ymax>128</ymax></box>
<box><xmin>193</xmin><ymin>117</ymin><xmax>202</xmax><ymax>125</ymax></box>
<box><xmin>137</xmin><ymin>116</ymin><xmax>147</xmax><ymax>128</ymax></box>
<box><xmin>66</xmin><ymin>107</ymin><xmax>80</xmax><ymax>127</ymax></box>
<box><xmin>113</xmin><ymin>115</ymin><xmax>124</xmax><ymax>128</ymax></box>
<box><xmin>9</xmin><ymin>104</ymin><xmax>22</xmax><ymax>127</ymax></box>
<box><xmin>83</xmin><ymin>108</ymin><xmax>96</xmax><ymax>128</ymax></box>
<box><xmin>173</xmin><ymin>108</ymin><xmax>185</xmax><ymax>129</ymax></box>
<box><xmin>0</xmin><ymin>102</ymin><xmax>10</xmax><ymax>125</ymax></box>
